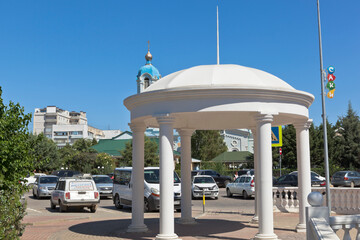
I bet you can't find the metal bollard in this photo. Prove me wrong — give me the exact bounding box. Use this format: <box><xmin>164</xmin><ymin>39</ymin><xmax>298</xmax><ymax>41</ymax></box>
<box><xmin>202</xmin><ymin>189</ymin><xmax>205</xmax><ymax>213</ymax></box>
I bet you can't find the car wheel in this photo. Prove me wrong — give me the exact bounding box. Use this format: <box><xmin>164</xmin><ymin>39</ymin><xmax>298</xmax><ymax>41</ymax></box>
<box><xmin>351</xmin><ymin>182</ymin><xmax>355</xmax><ymax>188</ymax></box>
<box><xmin>50</xmin><ymin>201</ymin><xmax>56</xmax><ymax>209</ymax></box>
<box><xmin>224</xmin><ymin>180</ymin><xmax>230</xmax><ymax>187</ymax></box>
<box><xmin>226</xmin><ymin>188</ymin><xmax>232</xmax><ymax>197</ymax></box>
<box><xmin>144</xmin><ymin>198</ymin><xmax>151</xmax><ymax>212</ymax></box>
<box><xmin>32</xmin><ymin>190</ymin><xmax>36</xmax><ymax>198</ymax></box>
<box><xmin>214</xmin><ymin>197</ymin><xmax>218</xmax><ymax>200</ymax></box>
<box><xmin>176</xmin><ymin>208</ymin><xmax>181</xmax><ymax>212</ymax></box>
<box><xmin>243</xmin><ymin>190</ymin><xmax>249</xmax><ymax>199</ymax></box>
<box><xmin>114</xmin><ymin>194</ymin><xmax>123</xmax><ymax>209</ymax></box>
<box><xmin>90</xmin><ymin>205</ymin><xmax>97</xmax><ymax>213</ymax></box>
<box><xmin>36</xmin><ymin>191</ymin><xmax>40</xmax><ymax>199</ymax></box>
<box><xmin>59</xmin><ymin>201</ymin><xmax>67</xmax><ymax>212</ymax></box>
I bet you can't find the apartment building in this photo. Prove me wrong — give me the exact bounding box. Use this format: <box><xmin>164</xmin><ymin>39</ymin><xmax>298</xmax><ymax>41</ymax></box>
<box><xmin>33</xmin><ymin>106</ymin><xmax>104</xmax><ymax>148</ymax></box>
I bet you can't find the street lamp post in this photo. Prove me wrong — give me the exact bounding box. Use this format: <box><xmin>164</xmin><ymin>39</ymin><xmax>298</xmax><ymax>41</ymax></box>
<box><xmin>316</xmin><ymin>0</ymin><xmax>331</xmax><ymax>215</ymax></box>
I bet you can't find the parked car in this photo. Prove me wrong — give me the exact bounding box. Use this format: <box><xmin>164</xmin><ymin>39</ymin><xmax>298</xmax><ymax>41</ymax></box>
<box><xmin>192</xmin><ymin>175</ymin><xmax>219</xmax><ymax>200</ymax></box>
<box><xmin>51</xmin><ymin>170</ymin><xmax>82</xmax><ymax>178</ymax></box>
<box><xmin>191</xmin><ymin>170</ymin><xmax>232</xmax><ymax>188</ymax></box>
<box><xmin>289</xmin><ymin>171</ymin><xmax>326</xmax><ymax>181</ymax></box>
<box><xmin>50</xmin><ymin>177</ymin><xmax>100</xmax><ymax>212</ymax></box>
<box><xmin>273</xmin><ymin>174</ymin><xmax>326</xmax><ymax>187</ymax></box>
<box><xmin>32</xmin><ymin>175</ymin><xmax>59</xmax><ymax>199</ymax></box>
<box><xmin>92</xmin><ymin>175</ymin><xmax>113</xmax><ymax>198</ymax></box>
<box><xmin>113</xmin><ymin>167</ymin><xmax>181</xmax><ymax>212</ymax></box>
<box><xmin>331</xmin><ymin>171</ymin><xmax>360</xmax><ymax>188</ymax></box>
<box><xmin>226</xmin><ymin>175</ymin><xmax>255</xmax><ymax>199</ymax></box>
<box><xmin>23</xmin><ymin>173</ymin><xmax>46</xmax><ymax>187</ymax></box>
<box><xmin>237</xmin><ymin>169</ymin><xmax>254</xmax><ymax>177</ymax></box>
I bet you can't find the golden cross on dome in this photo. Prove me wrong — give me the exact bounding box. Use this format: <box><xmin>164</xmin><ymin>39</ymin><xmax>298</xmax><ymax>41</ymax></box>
<box><xmin>147</xmin><ymin>40</ymin><xmax>150</xmax><ymax>51</ymax></box>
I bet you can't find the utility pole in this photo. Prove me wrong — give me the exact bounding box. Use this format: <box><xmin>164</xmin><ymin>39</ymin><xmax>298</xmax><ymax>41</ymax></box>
<box><xmin>316</xmin><ymin>0</ymin><xmax>331</xmax><ymax>214</ymax></box>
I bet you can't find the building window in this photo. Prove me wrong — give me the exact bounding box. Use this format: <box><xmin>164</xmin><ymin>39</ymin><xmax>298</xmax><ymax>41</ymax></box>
<box><xmin>54</xmin><ymin>132</ymin><xmax>67</xmax><ymax>136</ymax></box>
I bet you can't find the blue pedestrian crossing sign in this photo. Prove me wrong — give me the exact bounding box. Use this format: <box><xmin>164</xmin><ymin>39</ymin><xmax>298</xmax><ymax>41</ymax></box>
<box><xmin>271</xmin><ymin>126</ymin><xmax>282</xmax><ymax>147</ymax></box>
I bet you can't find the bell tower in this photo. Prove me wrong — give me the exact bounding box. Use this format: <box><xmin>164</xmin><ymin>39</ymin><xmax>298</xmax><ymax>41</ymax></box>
<box><xmin>136</xmin><ymin>41</ymin><xmax>161</xmax><ymax>93</ymax></box>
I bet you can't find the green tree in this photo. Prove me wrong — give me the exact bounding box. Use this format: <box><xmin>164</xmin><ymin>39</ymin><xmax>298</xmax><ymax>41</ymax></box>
<box><xmin>72</xmin><ymin>138</ymin><xmax>97</xmax><ymax>153</ymax></box>
<box><xmin>0</xmin><ymin>87</ymin><xmax>34</xmax><ymax>239</ymax></box>
<box><xmin>95</xmin><ymin>153</ymin><xmax>116</xmax><ymax>174</ymax></box>
<box><xmin>58</xmin><ymin>144</ymin><xmax>76</xmax><ymax>169</ymax></box>
<box><xmin>334</xmin><ymin>102</ymin><xmax>360</xmax><ymax>169</ymax></box>
<box><xmin>120</xmin><ymin>136</ymin><xmax>159</xmax><ymax>167</ymax></box>
<box><xmin>275</xmin><ymin>125</ymin><xmax>297</xmax><ymax>169</ymax></box>
<box><xmin>191</xmin><ymin>130</ymin><xmax>227</xmax><ymax>162</ymax></box>
<box><xmin>28</xmin><ymin>133</ymin><xmax>61</xmax><ymax>173</ymax></box>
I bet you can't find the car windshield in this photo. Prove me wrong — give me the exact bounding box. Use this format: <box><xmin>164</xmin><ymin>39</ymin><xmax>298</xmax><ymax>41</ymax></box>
<box><xmin>39</xmin><ymin>177</ymin><xmax>58</xmax><ymax>184</ymax></box>
<box><xmin>144</xmin><ymin>169</ymin><xmax>181</xmax><ymax>184</ymax></box>
<box><xmin>93</xmin><ymin>176</ymin><xmax>112</xmax><ymax>184</ymax></box>
<box><xmin>194</xmin><ymin>177</ymin><xmax>215</xmax><ymax>184</ymax></box>
<box><xmin>69</xmin><ymin>181</ymin><xmax>94</xmax><ymax>191</ymax></box>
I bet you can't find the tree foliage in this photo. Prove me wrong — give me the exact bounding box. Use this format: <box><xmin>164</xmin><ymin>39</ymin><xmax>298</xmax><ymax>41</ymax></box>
<box><xmin>28</xmin><ymin>133</ymin><xmax>61</xmax><ymax>172</ymax></box>
<box><xmin>334</xmin><ymin>102</ymin><xmax>360</xmax><ymax>169</ymax></box>
<box><xmin>191</xmin><ymin>130</ymin><xmax>227</xmax><ymax>161</ymax></box>
<box><xmin>120</xmin><ymin>136</ymin><xmax>159</xmax><ymax>167</ymax></box>
<box><xmin>0</xmin><ymin>87</ymin><xmax>34</xmax><ymax>239</ymax></box>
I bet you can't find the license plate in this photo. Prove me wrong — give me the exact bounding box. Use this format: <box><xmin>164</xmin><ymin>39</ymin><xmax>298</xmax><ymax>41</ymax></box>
<box><xmin>78</xmin><ymin>191</ymin><xmax>86</xmax><ymax>194</ymax></box>
<box><xmin>205</xmin><ymin>192</ymin><xmax>211</xmax><ymax>195</ymax></box>
<box><xmin>174</xmin><ymin>201</ymin><xmax>180</xmax><ymax>205</ymax></box>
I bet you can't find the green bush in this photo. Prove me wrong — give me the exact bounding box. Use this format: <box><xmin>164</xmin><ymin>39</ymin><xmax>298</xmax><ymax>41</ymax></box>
<box><xmin>0</xmin><ymin>187</ymin><xmax>27</xmax><ymax>239</ymax></box>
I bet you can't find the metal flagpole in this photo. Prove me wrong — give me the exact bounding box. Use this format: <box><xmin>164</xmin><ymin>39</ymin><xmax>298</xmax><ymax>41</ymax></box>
<box><xmin>316</xmin><ymin>0</ymin><xmax>331</xmax><ymax>215</ymax></box>
<box><xmin>217</xmin><ymin>5</ymin><xmax>220</xmax><ymax>65</ymax></box>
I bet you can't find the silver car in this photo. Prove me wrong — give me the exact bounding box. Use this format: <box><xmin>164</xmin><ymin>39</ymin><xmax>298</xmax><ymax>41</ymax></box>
<box><xmin>192</xmin><ymin>175</ymin><xmax>219</xmax><ymax>200</ymax></box>
<box><xmin>226</xmin><ymin>175</ymin><xmax>255</xmax><ymax>199</ymax></box>
<box><xmin>32</xmin><ymin>175</ymin><xmax>59</xmax><ymax>199</ymax></box>
<box><xmin>92</xmin><ymin>175</ymin><xmax>113</xmax><ymax>198</ymax></box>
<box><xmin>331</xmin><ymin>171</ymin><xmax>360</xmax><ymax>188</ymax></box>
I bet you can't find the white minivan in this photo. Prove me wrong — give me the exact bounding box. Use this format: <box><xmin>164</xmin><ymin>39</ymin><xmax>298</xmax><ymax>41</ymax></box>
<box><xmin>113</xmin><ymin>167</ymin><xmax>181</xmax><ymax>212</ymax></box>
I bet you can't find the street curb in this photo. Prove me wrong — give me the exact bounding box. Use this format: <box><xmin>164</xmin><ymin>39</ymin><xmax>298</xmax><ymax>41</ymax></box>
<box><xmin>29</xmin><ymin>216</ymin><xmax>91</xmax><ymax>226</ymax></box>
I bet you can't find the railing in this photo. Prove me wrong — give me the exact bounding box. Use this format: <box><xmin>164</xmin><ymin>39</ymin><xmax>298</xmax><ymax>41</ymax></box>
<box><xmin>273</xmin><ymin>187</ymin><xmax>360</xmax><ymax>214</ymax></box>
<box><xmin>329</xmin><ymin>215</ymin><xmax>360</xmax><ymax>240</ymax></box>
<box><xmin>306</xmin><ymin>192</ymin><xmax>360</xmax><ymax>240</ymax></box>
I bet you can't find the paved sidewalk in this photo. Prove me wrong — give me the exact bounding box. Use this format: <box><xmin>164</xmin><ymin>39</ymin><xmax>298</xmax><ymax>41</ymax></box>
<box><xmin>21</xmin><ymin>210</ymin><xmax>306</xmax><ymax>240</ymax></box>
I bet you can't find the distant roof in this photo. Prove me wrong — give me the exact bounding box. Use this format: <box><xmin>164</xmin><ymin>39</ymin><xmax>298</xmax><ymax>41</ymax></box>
<box><xmin>91</xmin><ymin>138</ymin><xmax>180</xmax><ymax>157</ymax></box>
<box><xmin>210</xmin><ymin>151</ymin><xmax>252</xmax><ymax>163</ymax></box>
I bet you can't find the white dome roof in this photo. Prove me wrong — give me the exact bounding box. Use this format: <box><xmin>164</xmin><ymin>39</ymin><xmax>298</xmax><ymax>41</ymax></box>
<box><xmin>144</xmin><ymin>64</ymin><xmax>295</xmax><ymax>92</ymax></box>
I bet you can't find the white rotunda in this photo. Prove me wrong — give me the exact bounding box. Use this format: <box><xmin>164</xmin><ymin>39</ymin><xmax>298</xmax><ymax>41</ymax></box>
<box><xmin>124</xmin><ymin>64</ymin><xmax>315</xmax><ymax>240</ymax></box>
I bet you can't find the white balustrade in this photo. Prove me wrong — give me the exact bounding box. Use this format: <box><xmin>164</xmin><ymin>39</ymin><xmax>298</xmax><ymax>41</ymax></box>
<box><xmin>329</xmin><ymin>215</ymin><xmax>360</xmax><ymax>240</ymax></box>
<box><xmin>273</xmin><ymin>187</ymin><xmax>360</xmax><ymax>214</ymax></box>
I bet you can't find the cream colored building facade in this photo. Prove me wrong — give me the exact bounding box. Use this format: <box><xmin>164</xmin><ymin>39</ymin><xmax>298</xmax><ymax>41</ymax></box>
<box><xmin>33</xmin><ymin>106</ymin><xmax>104</xmax><ymax>148</ymax></box>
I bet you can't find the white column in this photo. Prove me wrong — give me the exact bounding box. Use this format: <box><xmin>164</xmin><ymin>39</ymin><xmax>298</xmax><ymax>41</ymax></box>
<box><xmin>294</xmin><ymin>120</ymin><xmax>312</xmax><ymax>232</ymax></box>
<box><xmin>254</xmin><ymin>114</ymin><xmax>278</xmax><ymax>240</ymax></box>
<box><xmin>127</xmin><ymin>122</ymin><xmax>148</xmax><ymax>232</ymax></box>
<box><xmin>251</xmin><ymin>128</ymin><xmax>259</xmax><ymax>223</ymax></box>
<box><xmin>178</xmin><ymin>129</ymin><xmax>196</xmax><ymax>224</ymax></box>
<box><xmin>156</xmin><ymin>115</ymin><xmax>180</xmax><ymax>240</ymax></box>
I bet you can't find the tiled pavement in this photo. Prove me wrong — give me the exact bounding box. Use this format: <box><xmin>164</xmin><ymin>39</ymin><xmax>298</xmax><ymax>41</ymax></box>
<box><xmin>21</xmin><ymin>211</ymin><xmax>307</xmax><ymax>240</ymax></box>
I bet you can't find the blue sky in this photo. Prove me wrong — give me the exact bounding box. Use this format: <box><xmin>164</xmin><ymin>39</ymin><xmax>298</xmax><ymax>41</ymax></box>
<box><xmin>1</xmin><ymin>0</ymin><xmax>359</xmax><ymax>132</ymax></box>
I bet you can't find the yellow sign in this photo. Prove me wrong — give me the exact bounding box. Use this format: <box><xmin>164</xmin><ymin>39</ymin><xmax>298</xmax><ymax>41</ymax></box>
<box><xmin>271</xmin><ymin>126</ymin><xmax>282</xmax><ymax>147</ymax></box>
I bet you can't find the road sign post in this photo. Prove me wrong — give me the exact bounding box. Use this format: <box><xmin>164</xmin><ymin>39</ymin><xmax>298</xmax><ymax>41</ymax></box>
<box><xmin>279</xmin><ymin>147</ymin><xmax>282</xmax><ymax>176</ymax></box>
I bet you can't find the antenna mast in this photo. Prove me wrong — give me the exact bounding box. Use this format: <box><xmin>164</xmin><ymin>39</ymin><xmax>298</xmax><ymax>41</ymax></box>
<box><xmin>217</xmin><ymin>5</ymin><xmax>220</xmax><ymax>65</ymax></box>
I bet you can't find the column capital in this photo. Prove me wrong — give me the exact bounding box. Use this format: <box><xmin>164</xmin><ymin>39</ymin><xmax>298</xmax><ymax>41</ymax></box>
<box><xmin>156</xmin><ymin>114</ymin><xmax>175</xmax><ymax>125</ymax></box>
<box><xmin>255</xmin><ymin>113</ymin><xmax>273</xmax><ymax>123</ymax></box>
<box><xmin>178</xmin><ymin>129</ymin><xmax>195</xmax><ymax>137</ymax></box>
<box><xmin>293</xmin><ymin>119</ymin><xmax>313</xmax><ymax>130</ymax></box>
<box><xmin>129</xmin><ymin>122</ymin><xmax>147</xmax><ymax>133</ymax></box>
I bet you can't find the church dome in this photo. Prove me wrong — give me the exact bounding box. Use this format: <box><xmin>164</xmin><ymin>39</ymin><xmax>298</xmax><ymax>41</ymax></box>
<box><xmin>137</xmin><ymin>50</ymin><xmax>161</xmax><ymax>80</ymax></box>
<box><xmin>144</xmin><ymin>64</ymin><xmax>295</xmax><ymax>92</ymax></box>
<box><xmin>137</xmin><ymin>64</ymin><xmax>161</xmax><ymax>80</ymax></box>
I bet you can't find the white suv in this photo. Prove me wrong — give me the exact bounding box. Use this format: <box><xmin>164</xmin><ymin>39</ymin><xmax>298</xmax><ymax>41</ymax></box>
<box><xmin>50</xmin><ymin>178</ymin><xmax>100</xmax><ymax>212</ymax></box>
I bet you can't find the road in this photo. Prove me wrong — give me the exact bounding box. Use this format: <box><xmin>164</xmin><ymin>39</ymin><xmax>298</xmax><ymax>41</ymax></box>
<box><xmin>25</xmin><ymin>188</ymin><xmax>255</xmax><ymax>217</ymax></box>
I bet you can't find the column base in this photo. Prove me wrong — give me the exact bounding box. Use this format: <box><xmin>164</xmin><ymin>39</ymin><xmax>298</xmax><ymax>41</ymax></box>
<box><xmin>253</xmin><ymin>233</ymin><xmax>278</xmax><ymax>240</ymax></box>
<box><xmin>155</xmin><ymin>233</ymin><xmax>181</xmax><ymax>240</ymax></box>
<box><xmin>176</xmin><ymin>217</ymin><xmax>197</xmax><ymax>225</ymax></box>
<box><xmin>127</xmin><ymin>224</ymin><xmax>148</xmax><ymax>233</ymax></box>
<box><xmin>296</xmin><ymin>223</ymin><xmax>306</xmax><ymax>232</ymax></box>
<box><xmin>250</xmin><ymin>215</ymin><xmax>259</xmax><ymax>224</ymax></box>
